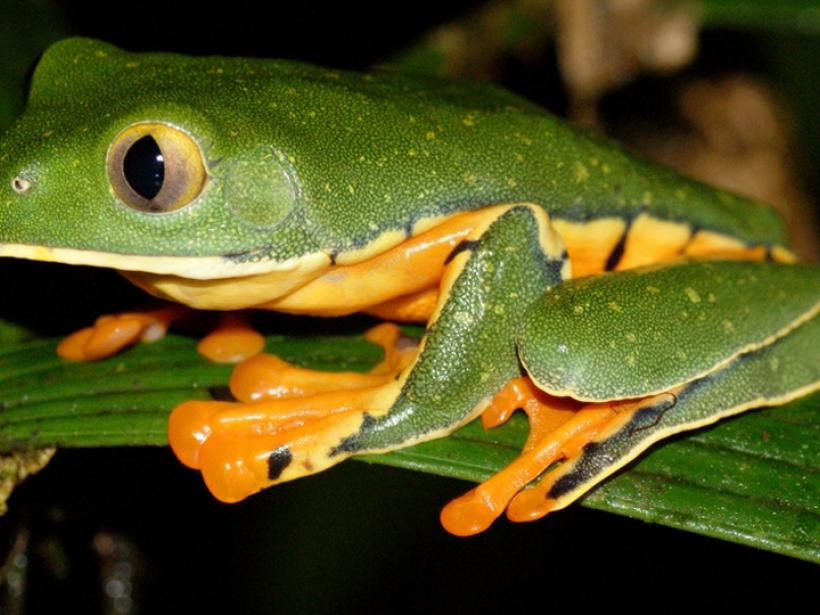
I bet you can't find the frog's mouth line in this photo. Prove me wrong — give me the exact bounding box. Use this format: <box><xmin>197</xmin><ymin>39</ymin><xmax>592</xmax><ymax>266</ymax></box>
<box><xmin>0</xmin><ymin>242</ymin><xmax>330</xmax><ymax>280</ymax></box>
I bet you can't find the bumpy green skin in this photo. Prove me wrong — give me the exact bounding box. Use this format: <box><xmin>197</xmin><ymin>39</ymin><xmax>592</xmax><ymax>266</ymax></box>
<box><xmin>545</xmin><ymin>313</ymin><xmax>820</xmax><ymax>509</ymax></box>
<box><xmin>519</xmin><ymin>261</ymin><xmax>820</xmax><ymax>401</ymax></box>
<box><xmin>335</xmin><ymin>205</ymin><xmax>566</xmax><ymax>453</ymax></box>
<box><xmin>0</xmin><ymin>37</ymin><xmax>787</xmax><ymax>262</ymax></box>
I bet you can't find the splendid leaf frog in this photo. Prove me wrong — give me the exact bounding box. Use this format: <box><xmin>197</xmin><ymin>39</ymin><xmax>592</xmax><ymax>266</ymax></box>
<box><xmin>0</xmin><ymin>38</ymin><xmax>817</xmax><ymax>535</ymax></box>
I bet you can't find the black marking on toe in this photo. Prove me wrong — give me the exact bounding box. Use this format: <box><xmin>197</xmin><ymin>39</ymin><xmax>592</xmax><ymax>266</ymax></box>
<box><xmin>329</xmin><ymin>250</ymin><xmax>338</xmax><ymax>266</ymax></box>
<box><xmin>208</xmin><ymin>385</ymin><xmax>236</xmax><ymax>402</ymax></box>
<box><xmin>444</xmin><ymin>240</ymin><xmax>479</xmax><ymax>265</ymax></box>
<box><xmin>267</xmin><ymin>446</ymin><xmax>293</xmax><ymax>480</ymax></box>
<box><xmin>403</xmin><ymin>221</ymin><xmax>414</xmax><ymax>238</ymax></box>
<box><xmin>765</xmin><ymin>246</ymin><xmax>775</xmax><ymax>262</ymax></box>
<box><xmin>604</xmin><ymin>223</ymin><xmax>630</xmax><ymax>271</ymax></box>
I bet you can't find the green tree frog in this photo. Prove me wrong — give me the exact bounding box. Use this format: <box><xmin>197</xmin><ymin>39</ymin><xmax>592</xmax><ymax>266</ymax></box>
<box><xmin>0</xmin><ymin>38</ymin><xmax>817</xmax><ymax>535</ymax></box>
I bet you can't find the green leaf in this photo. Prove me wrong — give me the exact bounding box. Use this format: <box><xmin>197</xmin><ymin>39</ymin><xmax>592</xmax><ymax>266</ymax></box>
<box><xmin>0</xmin><ymin>329</ymin><xmax>817</xmax><ymax>562</ymax></box>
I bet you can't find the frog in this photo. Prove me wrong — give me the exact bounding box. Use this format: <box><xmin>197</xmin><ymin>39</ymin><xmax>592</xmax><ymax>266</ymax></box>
<box><xmin>0</xmin><ymin>38</ymin><xmax>817</xmax><ymax>535</ymax></box>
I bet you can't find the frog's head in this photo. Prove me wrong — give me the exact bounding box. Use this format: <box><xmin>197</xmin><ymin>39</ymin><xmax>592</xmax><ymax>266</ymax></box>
<box><xmin>0</xmin><ymin>37</ymin><xmax>329</xmax><ymax>291</ymax></box>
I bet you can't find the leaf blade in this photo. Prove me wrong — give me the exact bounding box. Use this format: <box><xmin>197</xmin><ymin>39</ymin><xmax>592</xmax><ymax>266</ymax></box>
<box><xmin>0</xmin><ymin>332</ymin><xmax>817</xmax><ymax>561</ymax></box>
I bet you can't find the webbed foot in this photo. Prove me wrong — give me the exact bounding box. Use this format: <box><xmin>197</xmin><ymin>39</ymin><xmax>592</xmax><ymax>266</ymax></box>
<box><xmin>440</xmin><ymin>376</ymin><xmax>668</xmax><ymax>536</ymax></box>
<box><xmin>168</xmin><ymin>323</ymin><xmax>416</xmax><ymax>501</ymax></box>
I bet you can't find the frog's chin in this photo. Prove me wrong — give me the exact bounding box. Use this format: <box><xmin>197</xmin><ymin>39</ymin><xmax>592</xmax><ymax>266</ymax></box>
<box><xmin>0</xmin><ymin>242</ymin><xmax>331</xmax><ymax>281</ymax></box>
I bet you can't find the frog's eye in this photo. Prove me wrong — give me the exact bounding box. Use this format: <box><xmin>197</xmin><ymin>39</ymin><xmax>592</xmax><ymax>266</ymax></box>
<box><xmin>107</xmin><ymin>122</ymin><xmax>207</xmax><ymax>213</ymax></box>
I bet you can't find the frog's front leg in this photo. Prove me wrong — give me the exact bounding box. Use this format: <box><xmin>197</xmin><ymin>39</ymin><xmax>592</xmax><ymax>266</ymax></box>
<box><xmin>168</xmin><ymin>204</ymin><xmax>569</xmax><ymax>502</ymax></box>
<box><xmin>58</xmin><ymin>307</ymin><xmax>265</xmax><ymax>364</ymax></box>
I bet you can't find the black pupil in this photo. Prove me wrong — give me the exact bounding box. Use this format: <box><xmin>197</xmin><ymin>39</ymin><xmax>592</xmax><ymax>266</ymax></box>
<box><xmin>123</xmin><ymin>135</ymin><xmax>164</xmax><ymax>200</ymax></box>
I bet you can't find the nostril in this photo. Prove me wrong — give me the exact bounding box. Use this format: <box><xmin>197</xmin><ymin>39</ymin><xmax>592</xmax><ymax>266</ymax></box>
<box><xmin>11</xmin><ymin>176</ymin><xmax>31</xmax><ymax>193</ymax></box>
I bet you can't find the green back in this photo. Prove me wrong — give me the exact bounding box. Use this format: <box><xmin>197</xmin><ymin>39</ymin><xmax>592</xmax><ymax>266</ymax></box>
<box><xmin>0</xmin><ymin>38</ymin><xmax>787</xmax><ymax>264</ymax></box>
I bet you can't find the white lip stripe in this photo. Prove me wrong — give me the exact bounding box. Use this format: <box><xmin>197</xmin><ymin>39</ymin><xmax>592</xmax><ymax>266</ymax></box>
<box><xmin>0</xmin><ymin>242</ymin><xmax>328</xmax><ymax>280</ymax></box>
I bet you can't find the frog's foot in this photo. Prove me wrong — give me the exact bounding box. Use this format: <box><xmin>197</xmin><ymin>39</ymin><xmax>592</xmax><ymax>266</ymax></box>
<box><xmin>59</xmin><ymin>307</ymin><xmax>264</xmax><ymax>364</ymax></box>
<box><xmin>168</xmin><ymin>380</ymin><xmax>400</xmax><ymax>502</ymax></box>
<box><xmin>168</xmin><ymin>322</ymin><xmax>417</xmax><ymax>501</ymax></box>
<box><xmin>440</xmin><ymin>377</ymin><xmax>672</xmax><ymax>536</ymax></box>
<box><xmin>57</xmin><ymin>306</ymin><xmax>185</xmax><ymax>361</ymax></box>
<box><xmin>228</xmin><ymin>322</ymin><xmax>418</xmax><ymax>402</ymax></box>
<box><xmin>196</xmin><ymin>312</ymin><xmax>265</xmax><ymax>364</ymax></box>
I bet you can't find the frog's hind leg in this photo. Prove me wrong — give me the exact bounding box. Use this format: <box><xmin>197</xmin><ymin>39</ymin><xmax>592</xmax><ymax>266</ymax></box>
<box><xmin>509</xmin><ymin>313</ymin><xmax>819</xmax><ymax>522</ymax></box>
<box><xmin>168</xmin><ymin>204</ymin><xmax>569</xmax><ymax>504</ymax></box>
<box><xmin>442</xmin><ymin>298</ymin><xmax>820</xmax><ymax>536</ymax></box>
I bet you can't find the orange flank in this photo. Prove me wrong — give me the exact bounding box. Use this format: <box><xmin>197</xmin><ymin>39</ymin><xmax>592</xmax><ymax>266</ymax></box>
<box><xmin>553</xmin><ymin>214</ymin><xmax>785</xmax><ymax>279</ymax></box>
<box><xmin>615</xmin><ymin>214</ymin><xmax>692</xmax><ymax>270</ymax></box>
<box><xmin>57</xmin><ymin>307</ymin><xmax>181</xmax><ymax>361</ymax></box>
<box><xmin>440</xmin><ymin>377</ymin><xmax>643</xmax><ymax>537</ymax></box>
<box><xmin>196</xmin><ymin>313</ymin><xmax>265</xmax><ymax>363</ymax></box>
<box><xmin>552</xmin><ymin>217</ymin><xmax>626</xmax><ymax>277</ymax></box>
<box><xmin>683</xmin><ymin>229</ymin><xmax>770</xmax><ymax>262</ymax></box>
<box><xmin>365</xmin><ymin>287</ymin><xmax>440</xmax><ymax>322</ymax></box>
<box><xmin>263</xmin><ymin>210</ymin><xmax>490</xmax><ymax>317</ymax></box>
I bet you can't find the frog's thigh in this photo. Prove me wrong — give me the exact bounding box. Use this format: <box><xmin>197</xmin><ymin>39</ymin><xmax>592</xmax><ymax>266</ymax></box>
<box><xmin>168</xmin><ymin>204</ymin><xmax>568</xmax><ymax>503</ymax></box>
<box><xmin>517</xmin><ymin>260</ymin><xmax>820</xmax><ymax>402</ymax></box>
<box><xmin>525</xmin><ymin>314</ymin><xmax>819</xmax><ymax>516</ymax></box>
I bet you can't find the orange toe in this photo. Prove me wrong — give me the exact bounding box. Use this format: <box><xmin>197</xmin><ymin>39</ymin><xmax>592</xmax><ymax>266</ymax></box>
<box><xmin>196</xmin><ymin>314</ymin><xmax>265</xmax><ymax>364</ymax></box>
<box><xmin>440</xmin><ymin>487</ymin><xmax>502</xmax><ymax>537</ymax></box>
<box><xmin>198</xmin><ymin>431</ymin><xmax>270</xmax><ymax>503</ymax></box>
<box><xmin>168</xmin><ymin>400</ymin><xmax>234</xmax><ymax>469</ymax></box>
